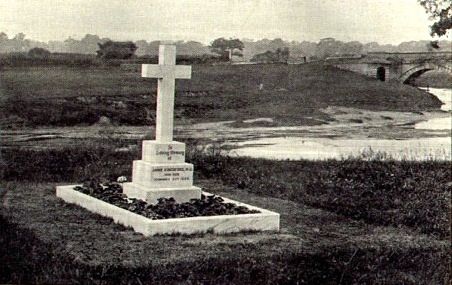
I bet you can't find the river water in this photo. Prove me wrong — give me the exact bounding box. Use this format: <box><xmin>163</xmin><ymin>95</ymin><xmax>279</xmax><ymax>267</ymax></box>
<box><xmin>230</xmin><ymin>88</ymin><xmax>451</xmax><ymax>161</ymax></box>
<box><xmin>415</xmin><ymin>88</ymin><xmax>451</xmax><ymax>130</ymax></box>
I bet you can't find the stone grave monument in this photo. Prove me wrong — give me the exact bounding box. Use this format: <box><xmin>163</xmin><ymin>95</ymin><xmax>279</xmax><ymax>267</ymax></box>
<box><xmin>122</xmin><ymin>44</ymin><xmax>201</xmax><ymax>204</ymax></box>
<box><xmin>56</xmin><ymin>43</ymin><xmax>280</xmax><ymax>236</ymax></box>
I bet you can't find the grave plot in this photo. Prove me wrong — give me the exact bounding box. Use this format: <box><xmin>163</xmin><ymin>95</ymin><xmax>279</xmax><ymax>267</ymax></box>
<box><xmin>56</xmin><ymin>43</ymin><xmax>280</xmax><ymax>235</ymax></box>
<box><xmin>57</xmin><ymin>184</ymin><xmax>279</xmax><ymax>236</ymax></box>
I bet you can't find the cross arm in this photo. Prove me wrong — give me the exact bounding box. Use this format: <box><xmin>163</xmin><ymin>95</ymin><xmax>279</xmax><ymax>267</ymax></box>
<box><xmin>142</xmin><ymin>64</ymin><xmax>192</xmax><ymax>79</ymax></box>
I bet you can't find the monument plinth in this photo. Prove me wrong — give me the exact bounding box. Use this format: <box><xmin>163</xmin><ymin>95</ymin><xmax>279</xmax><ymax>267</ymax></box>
<box><xmin>123</xmin><ymin>44</ymin><xmax>201</xmax><ymax>203</ymax></box>
<box><xmin>123</xmin><ymin>141</ymin><xmax>201</xmax><ymax>204</ymax></box>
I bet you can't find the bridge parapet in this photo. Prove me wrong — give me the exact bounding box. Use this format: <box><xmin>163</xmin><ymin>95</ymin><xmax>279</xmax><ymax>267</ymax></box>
<box><xmin>367</xmin><ymin>52</ymin><xmax>452</xmax><ymax>64</ymax></box>
<box><xmin>330</xmin><ymin>55</ymin><xmax>451</xmax><ymax>84</ymax></box>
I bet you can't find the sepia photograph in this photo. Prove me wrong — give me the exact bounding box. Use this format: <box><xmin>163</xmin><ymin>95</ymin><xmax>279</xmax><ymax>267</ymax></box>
<box><xmin>0</xmin><ymin>0</ymin><xmax>450</xmax><ymax>284</ymax></box>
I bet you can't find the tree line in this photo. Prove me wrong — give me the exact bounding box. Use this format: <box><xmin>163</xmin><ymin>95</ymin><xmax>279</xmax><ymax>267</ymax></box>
<box><xmin>2</xmin><ymin>0</ymin><xmax>450</xmax><ymax>59</ymax></box>
<box><xmin>2</xmin><ymin>32</ymin><xmax>451</xmax><ymax>61</ymax></box>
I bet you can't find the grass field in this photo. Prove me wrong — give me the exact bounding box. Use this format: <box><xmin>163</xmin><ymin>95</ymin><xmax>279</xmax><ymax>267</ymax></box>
<box><xmin>0</xmin><ymin>63</ymin><xmax>442</xmax><ymax>128</ymax></box>
<box><xmin>0</xmin><ymin>143</ymin><xmax>450</xmax><ymax>284</ymax></box>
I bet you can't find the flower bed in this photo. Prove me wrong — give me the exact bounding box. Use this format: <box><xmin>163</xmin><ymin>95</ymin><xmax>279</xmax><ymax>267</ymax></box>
<box><xmin>73</xmin><ymin>181</ymin><xmax>260</xmax><ymax>219</ymax></box>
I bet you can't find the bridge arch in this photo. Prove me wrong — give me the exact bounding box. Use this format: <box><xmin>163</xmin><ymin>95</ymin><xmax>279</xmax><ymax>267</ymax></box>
<box><xmin>399</xmin><ymin>63</ymin><xmax>443</xmax><ymax>84</ymax></box>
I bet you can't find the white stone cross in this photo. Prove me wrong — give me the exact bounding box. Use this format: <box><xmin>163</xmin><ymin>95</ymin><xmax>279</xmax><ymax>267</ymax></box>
<box><xmin>142</xmin><ymin>44</ymin><xmax>191</xmax><ymax>143</ymax></box>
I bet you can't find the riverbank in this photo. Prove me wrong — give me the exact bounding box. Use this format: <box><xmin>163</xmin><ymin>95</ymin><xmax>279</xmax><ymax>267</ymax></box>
<box><xmin>2</xmin><ymin>102</ymin><xmax>450</xmax><ymax>159</ymax></box>
<box><xmin>0</xmin><ymin>63</ymin><xmax>443</xmax><ymax>128</ymax></box>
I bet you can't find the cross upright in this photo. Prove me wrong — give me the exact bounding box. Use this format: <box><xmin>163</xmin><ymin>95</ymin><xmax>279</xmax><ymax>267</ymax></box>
<box><xmin>142</xmin><ymin>44</ymin><xmax>191</xmax><ymax>143</ymax></box>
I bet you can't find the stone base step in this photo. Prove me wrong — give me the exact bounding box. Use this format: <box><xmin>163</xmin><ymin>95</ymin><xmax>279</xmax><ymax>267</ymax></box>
<box><xmin>123</xmin><ymin>182</ymin><xmax>202</xmax><ymax>204</ymax></box>
<box><xmin>56</xmin><ymin>185</ymin><xmax>280</xmax><ymax>236</ymax></box>
<box><xmin>132</xmin><ymin>160</ymin><xmax>194</xmax><ymax>188</ymax></box>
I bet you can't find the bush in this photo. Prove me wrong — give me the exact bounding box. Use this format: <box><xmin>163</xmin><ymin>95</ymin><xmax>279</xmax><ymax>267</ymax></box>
<box><xmin>0</xmin><ymin>144</ymin><xmax>135</xmax><ymax>182</ymax></box>
<box><xmin>97</xmin><ymin>41</ymin><xmax>137</xmax><ymax>60</ymax></box>
<box><xmin>28</xmin><ymin>47</ymin><xmax>51</xmax><ymax>58</ymax></box>
<box><xmin>0</xmin><ymin>52</ymin><xmax>99</xmax><ymax>67</ymax></box>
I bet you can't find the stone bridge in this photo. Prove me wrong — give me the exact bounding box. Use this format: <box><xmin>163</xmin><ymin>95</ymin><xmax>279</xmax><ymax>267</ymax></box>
<box><xmin>326</xmin><ymin>52</ymin><xmax>452</xmax><ymax>84</ymax></box>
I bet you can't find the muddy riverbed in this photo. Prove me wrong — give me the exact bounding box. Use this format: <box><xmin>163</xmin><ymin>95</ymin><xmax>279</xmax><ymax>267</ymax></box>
<box><xmin>226</xmin><ymin>88</ymin><xmax>451</xmax><ymax>160</ymax></box>
<box><xmin>2</xmin><ymin>88</ymin><xmax>450</xmax><ymax>160</ymax></box>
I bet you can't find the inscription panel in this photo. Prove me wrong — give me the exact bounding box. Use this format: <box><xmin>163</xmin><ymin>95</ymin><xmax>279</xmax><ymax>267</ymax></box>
<box><xmin>142</xmin><ymin>140</ymin><xmax>185</xmax><ymax>163</ymax></box>
<box><xmin>132</xmin><ymin>161</ymin><xmax>193</xmax><ymax>188</ymax></box>
<box><xmin>151</xmin><ymin>166</ymin><xmax>193</xmax><ymax>183</ymax></box>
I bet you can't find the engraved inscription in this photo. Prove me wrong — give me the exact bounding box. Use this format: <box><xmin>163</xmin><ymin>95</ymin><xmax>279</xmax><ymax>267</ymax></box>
<box><xmin>151</xmin><ymin>166</ymin><xmax>192</xmax><ymax>183</ymax></box>
<box><xmin>155</xmin><ymin>144</ymin><xmax>185</xmax><ymax>161</ymax></box>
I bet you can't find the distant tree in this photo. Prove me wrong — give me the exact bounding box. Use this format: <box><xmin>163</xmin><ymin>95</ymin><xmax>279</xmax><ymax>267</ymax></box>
<box><xmin>210</xmin><ymin>37</ymin><xmax>244</xmax><ymax>62</ymax></box>
<box><xmin>316</xmin><ymin>38</ymin><xmax>342</xmax><ymax>59</ymax></box>
<box><xmin>279</xmin><ymin>47</ymin><xmax>290</xmax><ymax>63</ymax></box>
<box><xmin>135</xmin><ymin>40</ymin><xmax>150</xmax><ymax>56</ymax></box>
<box><xmin>267</xmin><ymin>38</ymin><xmax>286</xmax><ymax>52</ymax></box>
<box><xmin>10</xmin><ymin>33</ymin><xmax>30</xmax><ymax>52</ymax></box>
<box><xmin>13</xmin><ymin>33</ymin><xmax>26</xmax><ymax>41</ymax></box>
<box><xmin>63</xmin><ymin>35</ymin><xmax>109</xmax><ymax>54</ymax></box>
<box><xmin>0</xmin><ymin>32</ymin><xmax>8</xmax><ymax>41</ymax></box>
<box><xmin>250</xmin><ymin>47</ymin><xmax>290</xmax><ymax>63</ymax></box>
<box><xmin>250</xmin><ymin>50</ymin><xmax>278</xmax><ymax>63</ymax></box>
<box><xmin>63</xmin><ymin>37</ymin><xmax>81</xmax><ymax>53</ymax></box>
<box><xmin>339</xmin><ymin>41</ymin><xmax>363</xmax><ymax>55</ymax></box>
<box><xmin>0</xmin><ymin>32</ymin><xmax>10</xmax><ymax>53</ymax></box>
<box><xmin>363</xmin><ymin>42</ymin><xmax>381</xmax><ymax>53</ymax></box>
<box><xmin>97</xmin><ymin>41</ymin><xmax>137</xmax><ymax>59</ymax></box>
<box><xmin>177</xmin><ymin>41</ymin><xmax>211</xmax><ymax>56</ymax></box>
<box><xmin>428</xmin><ymin>40</ymin><xmax>440</xmax><ymax>50</ymax></box>
<box><xmin>28</xmin><ymin>47</ymin><xmax>51</xmax><ymax>58</ymax></box>
<box><xmin>80</xmin><ymin>34</ymin><xmax>103</xmax><ymax>53</ymax></box>
<box><xmin>419</xmin><ymin>0</ymin><xmax>451</xmax><ymax>37</ymax></box>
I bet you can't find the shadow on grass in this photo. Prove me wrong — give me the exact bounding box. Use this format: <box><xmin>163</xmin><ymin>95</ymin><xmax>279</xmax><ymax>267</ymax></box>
<box><xmin>0</xmin><ymin>213</ymin><xmax>448</xmax><ymax>284</ymax></box>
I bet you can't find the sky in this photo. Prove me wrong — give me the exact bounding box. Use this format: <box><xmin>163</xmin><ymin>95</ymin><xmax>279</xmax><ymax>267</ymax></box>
<box><xmin>0</xmin><ymin>0</ymin><xmax>441</xmax><ymax>44</ymax></box>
